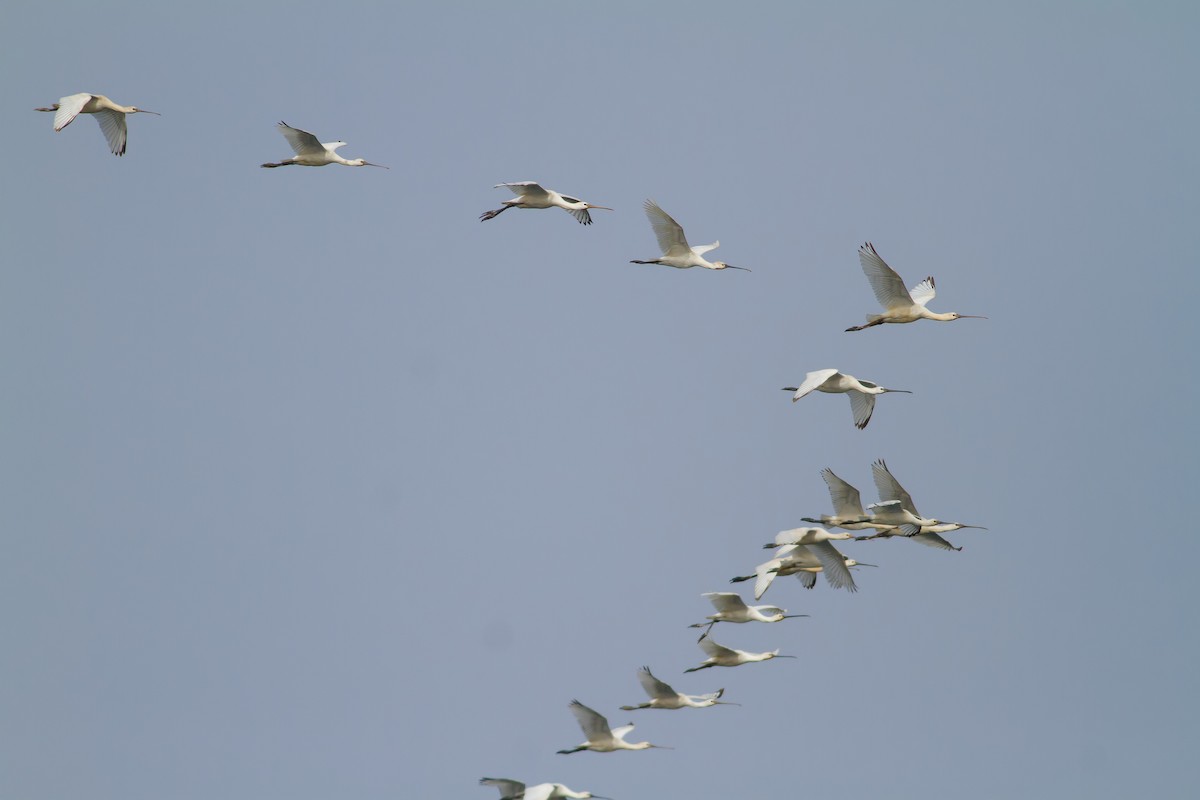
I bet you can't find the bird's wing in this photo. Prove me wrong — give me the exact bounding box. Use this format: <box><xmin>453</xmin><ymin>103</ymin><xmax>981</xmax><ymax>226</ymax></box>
<box><xmin>522</xmin><ymin>785</ymin><xmax>555</xmax><ymax>800</ymax></box>
<box><xmin>498</xmin><ymin>181</ymin><xmax>549</xmax><ymax>199</ymax></box>
<box><xmin>637</xmin><ymin>666</ymin><xmax>676</xmax><ymax>700</ymax></box>
<box><xmin>848</xmin><ymin>392</ymin><xmax>877</xmax><ymax>429</ymax></box>
<box><xmin>704</xmin><ymin>592</ymin><xmax>747</xmax><ymax>614</ymax></box>
<box><xmin>643</xmin><ymin>199</ymin><xmax>692</xmax><ymax>256</ymax></box>
<box><xmin>609</xmin><ymin>723</ymin><xmax>635</xmax><ymax>741</ymax></box>
<box><xmin>821</xmin><ymin>468</ymin><xmax>865</xmax><ymax>518</ymax></box>
<box><xmin>753</xmin><ymin>560</ymin><xmax>780</xmax><ymax>600</ymax></box>
<box><xmin>92</xmin><ymin>109</ymin><xmax>129</xmax><ymax>156</ymax></box>
<box><xmin>568</xmin><ymin>700</ymin><xmax>610</xmax><ymax>740</ymax></box>
<box><xmin>691</xmin><ymin>241</ymin><xmax>719</xmax><ymax>256</ymax></box>
<box><xmin>858</xmin><ymin>242</ymin><xmax>914</xmax><ymax>311</ymax></box>
<box><xmin>808</xmin><ymin>541</ymin><xmax>858</xmax><ymax>592</ymax></box>
<box><xmin>52</xmin><ymin>93</ymin><xmax>92</xmax><ymax>131</ymax></box>
<box><xmin>795</xmin><ymin>571</ymin><xmax>818</xmax><ymax>589</ymax></box>
<box><xmin>871</xmin><ymin>459</ymin><xmax>919</xmax><ymax>515</ymax></box>
<box><xmin>480</xmin><ymin>778</ymin><xmax>525</xmax><ymax>799</ymax></box>
<box><xmin>324</xmin><ymin>141</ymin><xmax>348</xmax><ymax>153</ymax></box>
<box><xmin>910</xmin><ymin>532</ymin><xmax>960</xmax><ymax>551</ymax></box>
<box><xmin>774</xmin><ymin>527</ymin><xmax>819</xmax><ymax>546</ymax></box>
<box><xmin>565</xmin><ymin>206</ymin><xmax>594</xmax><ymax>225</ymax></box>
<box><xmin>277</xmin><ymin>122</ymin><xmax>325</xmax><ymax>156</ymax></box>
<box><xmin>699</xmin><ymin>638</ymin><xmax>737</xmax><ymax>658</ymax></box>
<box><xmin>908</xmin><ymin>276</ymin><xmax>937</xmax><ymax>307</ymax></box>
<box><xmin>789</xmin><ymin>369</ymin><xmax>839</xmax><ymax>401</ymax></box>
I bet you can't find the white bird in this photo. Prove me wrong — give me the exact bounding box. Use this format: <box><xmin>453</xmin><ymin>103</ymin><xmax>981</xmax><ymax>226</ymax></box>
<box><xmin>688</xmin><ymin>591</ymin><xmax>808</xmax><ymax>640</ymax></box>
<box><xmin>480</xmin><ymin>182</ymin><xmax>611</xmax><ymax>225</ymax></box>
<box><xmin>619</xmin><ymin>666</ymin><xmax>738</xmax><ymax>710</ymax></box>
<box><xmin>846</xmin><ymin>242</ymin><xmax>985</xmax><ymax>331</ymax></box>
<box><xmin>782</xmin><ymin>369</ymin><xmax>911</xmax><ymax>429</ymax></box>
<box><xmin>863</xmin><ymin>459</ymin><xmax>946</xmax><ymax>529</ymax></box>
<box><xmin>480</xmin><ymin>778</ymin><xmax>611</xmax><ymax>800</ymax></box>
<box><xmin>800</xmin><ymin>468</ymin><xmax>888</xmax><ymax>531</ymax></box>
<box><xmin>556</xmin><ymin>700</ymin><xmax>669</xmax><ymax>754</ymax></box>
<box><xmin>763</xmin><ymin>526</ymin><xmax>856</xmax><ymax>549</ymax></box>
<box><xmin>731</xmin><ymin>541</ymin><xmax>871</xmax><ymax>598</ymax></box>
<box><xmin>261</xmin><ymin>121</ymin><xmax>388</xmax><ymax>168</ymax></box>
<box><xmin>36</xmin><ymin>93</ymin><xmax>159</xmax><ymax>156</ymax></box>
<box><xmin>630</xmin><ymin>199</ymin><xmax>748</xmax><ymax>271</ymax></box>
<box><xmin>855</xmin><ymin>522</ymin><xmax>983</xmax><ymax>552</ymax></box>
<box><xmin>684</xmin><ymin>637</ymin><xmax>795</xmax><ymax>672</ymax></box>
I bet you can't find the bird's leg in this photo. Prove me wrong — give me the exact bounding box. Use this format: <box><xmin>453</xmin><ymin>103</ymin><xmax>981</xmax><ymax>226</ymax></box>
<box><xmin>629</xmin><ymin>259</ymin><xmax>660</xmax><ymax>264</ymax></box>
<box><xmin>479</xmin><ymin>205</ymin><xmax>510</xmax><ymax>222</ymax></box>
<box><xmin>845</xmin><ymin>318</ymin><xmax>886</xmax><ymax>332</ymax></box>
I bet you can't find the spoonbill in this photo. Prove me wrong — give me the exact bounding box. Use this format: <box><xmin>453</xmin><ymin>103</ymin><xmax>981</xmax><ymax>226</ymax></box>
<box><xmin>556</xmin><ymin>700</ymin><xmax>669</xmax><ymax>754</ymax></box>
<box><xmin>684</xmin><ymin>637</ymin><xmax>795</xmax><ymax>672</ymax></box>
<box><xmin>846</xmin><ymin>242</ymin><xmax>985</xmax><ymax>331</ymax></box>
<box><xmin>260</xmin><ymin>121</ymin><xmax>388</xmax><ymax>168</ymax></box>
<box><xmin>865</xmin><ymin>459</ymin><xmax>976</xmax><ymax>531</ymax></box>
<box><xmin>782</xmin><ymin>369</ymin><xmax>911</xmax><ymax>429</ymax></box>
<box><xmin>763</xmin><ymin>526</ymin><xmax>856</xmax><ymax>549</ymax></box>
<box><xmin>480</xmin><ymin>778</ymin><xmax>611</xmax><ymax>800</ymax></box>
<box><xmin>799</xmin><ymin>468</ymin><xmax>888</xmax><ymax>531</ymax></box>
<box><xmin>619</xmin><ymin>666</ymin><xmax>738</xmax><ymax>710</ymax></box>
<box><xmin>731</xmin><ymin>541</ymin><xmax>869</xmax><ymax>598</ymax></box>
<box><xmin>480</xmin><ymin>182</ymin><xmax>611</xmax><ymax>225</ymax></box>
<box><xmin>36</xmin><ymin>93</ymin><xmax>159</xmax><ymax>156</ymax></box>
<box><xmin>630</xmin><ymin>199</ymin><xmax>748</xmax><ymax>271</ymax></box>
<box><xmin>855</xmin><ymin>523</ymin><xmax>970</xmax><ymax>551</ymax></box>
<box><xmin>688</xmin><ymin>592</ymin><xmax>808</xmax><ymax>640</ymax></box>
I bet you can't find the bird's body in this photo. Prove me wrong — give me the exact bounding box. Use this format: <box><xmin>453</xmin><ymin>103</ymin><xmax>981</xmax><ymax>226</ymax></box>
<box><xmin>630</xmin><ymin>200</ymin><xmax>748</xmax><ymax>271</ymax></box>
<box><xmin>800</xmin><ymin>468</ymin><xmax>888</xmax><ymax>530</ymax></box>
<box><xmin>764</xmin><ymin>526</ymin><xmax>856</xmax><ymax>549</ymax></box>
<box><xmin>619</xmin><ymin>666</ymin><xmax>736</xmax><ymax>710</ymax></box>
<box><xmin>480</xmin><ymin>182</ymin><xmax>610</xmax><ymax>225</ymax></box>
<box><xmin>684</xmin><ymin>637</ymin><xmax>794</xmax><ymax>672</ymax></box>
<box><xmin>783</xmin><ymin>369</ymin><xmax>911</xmax><ymax>429</ymax></box>
<box><xmin>261</xmin><ymin>121</ymin><xmax>387</xmax><ymax>168</ymax></box>
<box><xmin>855</xmin><ymin>463</ymin><xmax>985</xmax><ymax>550</ymax></box>
<box><xmin>556</xmin><ymin>700</ymin><xmax>667</xmax><ymax>754</ymax></box>
<box><xmin>480</xmin><ymin>778</ymin><xmax>610</xmax><ymax>800</ymax></box>
<box><xmin>689</xmin><ymin>591</ymin><xmax>807</xmax><ymax>640</ymax></box>
<box><xmin>36</xmin><ymin>93</ymin><xmax>159</xmax><ymax>156</ymax></box>
<box><xmin>846</xmin><ymin>242</ymin><xmax>985</xmax><ymax>331</ymax></box>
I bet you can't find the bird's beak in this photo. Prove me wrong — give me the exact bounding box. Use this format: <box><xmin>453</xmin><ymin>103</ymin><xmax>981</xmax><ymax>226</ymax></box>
<box><xmin>775</xmin><ymin>654</ymin><xmax>798</xmax><ymax>659</ymax></box>
<box><xmin>723</xmin><ymin>264</ymin><xmax>751</xmax><ymax>271</ymax></box>
<box><xmin>587</xmin><ymin>205</ymin><xmax>613</xmax><ymax>211</ymax></box>
<box><xmin>714</xmin><ymin>700</ymin><xmax>742</xmax><ymax>706</ymax></box>
<box><xmin>364</xmin><ymin>162</ymin><xmax>389</xmax><ymax>168</ymax></box>
<box><xmin>884</xmin><ymin>388</ymin><xmax>913</xmax><ymax>394</ymax></box>
<box><xmin>855</xmin><ymin>562</ymin><xmax>879</xmax><ymax>568</ymax></box>
<box><xmin>959</xmin><ymin>314</ymin><xmax>987</xmax><ymax>319</ymax></box>
<box><xmin>781</xmin><ymin>614</ymin><xmax>810</xmax><ymax>619</ymax></box>
<box><xmin>137</xmin><ymin>109</ymin><xmax>161</xmax><ymax>115</ymax></box>
<box><xmin>959</xmin><ymin>524</ymin><xmax>988</xmax><ymax>530</ymax></box>
<box><xmin>592</xmin><ymin>795</ymin><xmax>613</xmax><ymax>800</ymax></box>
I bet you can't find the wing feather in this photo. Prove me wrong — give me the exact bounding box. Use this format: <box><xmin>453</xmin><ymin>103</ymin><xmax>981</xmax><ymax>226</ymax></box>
<box><xmin>53</xmin><ymin>93</ymin><xmax>91</xmax><ymax>131</ymax></box>
<box><xmin>636</xmin><ymin>666</ymin><xmax>676</xmax><ymax>700</ymax></box>
<box><xmin>871</xmin><ymin>459</ymin><xmax>919</xmax><ymax>516</ymax></box>
<box><xmin>848</xmin><ymin>391</ymin><xmax>876</xmax><ymax>429</ymax></box>
<box><xmin>909</xmin><ymin>276</ymin><xmax>937</xmax><ymax>307</ymax></box>
<box><xmin>858</xmin><ymin>242</ymin><xmax>913</xmax><ymax>311</ymax></box>
<box><xmin>821</xmin><ymin>468</ymin><xmax>865</xmax><ymax>518</ymax></box>
<box><xmin>643</xmin><ymin>199</ymin><xmax>691</xmax><ymax>256</ymax></box>
<box><xmin>93</xmin><ymin>109</ymin><xmax>128</xmax><ymax>156</ymax></box>
<box><xmin>277</xmin><ymin>122</ymin><xmax>325</xmax><ymax>156</ymax></box>
<box><xmin>808</xmin><ymin>541</ymin><xmax>858</xmax><ymax>592</ymax></box>
<box><xmin>789</xmin><ymin>369</ymin><xmax>839</xmax><ymax>402</ymax></box>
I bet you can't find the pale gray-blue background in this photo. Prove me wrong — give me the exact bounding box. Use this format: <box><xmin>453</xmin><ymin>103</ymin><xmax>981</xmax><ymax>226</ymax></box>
<box><xmin>3</xmin><ymin>2</ymin><xmax>1197</xmax><ymax>798</ymax></box>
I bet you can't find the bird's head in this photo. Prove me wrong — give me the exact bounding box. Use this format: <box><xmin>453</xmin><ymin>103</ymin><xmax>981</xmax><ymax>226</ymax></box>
<box><xmin>714</xmin><ymin>262</ymin><xmax>750</xmax><ymax>271</ymax></box>
<box><xmin>350</xmin><ymin>158</ymin><xmax>389</xmax><ymax>168</ymax></box>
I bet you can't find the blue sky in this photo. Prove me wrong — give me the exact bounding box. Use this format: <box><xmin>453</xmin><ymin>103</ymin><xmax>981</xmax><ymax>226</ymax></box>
<box><xmin>2</xmin><ymin>2</ymin><xmax>1198</xmax><ymax>798</ymax></box>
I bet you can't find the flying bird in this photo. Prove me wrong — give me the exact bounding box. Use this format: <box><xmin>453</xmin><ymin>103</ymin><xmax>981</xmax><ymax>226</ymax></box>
<box><xmin>684</xmin><ymin>637</ymin><xmax>795</xmax><ymax>672</ymax></box>
<box><xmin>556</xmin><ymin>700</ymin><xmax>669</xmax><ymax>754</ymax></box>
<box><xmin>846</xmin><ymin>242</ymin><xmax>985</xmax><ymax>331</ymax></box>
<box><xmin>630</xmin><ymin>200</ymin><xmax>748</xmax><ymax>271</ymax></box>
<box><xmin>688</xmin><ymin>592</ymin><xmax>808</xmax><ymax>640</ymax></box>
<box><xmin>799</xmin><ymin>468</ymin><xmax>888</xmax><ymax>531</ymax></box>
<box><xmin>619</xmin><ymin>666</ymin><xmax>738</xmax><ymax>710</ymax></box>
<box><xmin>855</xmin><ymin>460</ymin><xmax>985</xmax><ymax>550</ymax></box>
<box><xmin>480</xmin><ymin>778</ymin><xmax>611</xmax><ymax>800</ymax></box>
<box><xmin>480</xmin><ymin>182</ymin><xmax>611</xmax><ymax>225</ymax></box>
<box><xmin>731</xmin><ymin>541</ymin><xmax>871</xmax><ymax>598</ymax></box>
<box><xmin>783</xmin><ymin>369</ymin><xmax>911</xmax><ymax>429</ymax></box>
<box><xmin>261</xmin><ymin>121</ymin><xmax>388</xmax><ymax>168</ymax></box>
<box><xmin>36</xmin><ymin>93</ymin><xmax>159</xmax><ymax>156</ymax></box>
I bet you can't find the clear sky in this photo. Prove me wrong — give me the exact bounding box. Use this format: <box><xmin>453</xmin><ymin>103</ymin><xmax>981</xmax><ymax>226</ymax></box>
<box><xmin>2</xmin><ymin>2</ymin><xmax>1197</xmax><ymax>798</ymax></box>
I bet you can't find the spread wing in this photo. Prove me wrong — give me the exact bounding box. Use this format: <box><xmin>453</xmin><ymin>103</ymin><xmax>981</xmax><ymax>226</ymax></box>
<box><xmin>567</xmin><ymin>700</ymin><xmax>610</xmax><ymax>741</ymax></box>
<box><xmin>52</xmin><ymin>93</ymin><xmax>91</xmax><ymax>131</ymax></box>
<box><xmin>807</xmin><ymin>541</ymin><xmax>858</xmax><ymax>592</ymax></box>
<box><xmin>699</xmin><ymin>638</ymin><xmax>738</xmax><ymax>659</ymax></box>
<box><xmin>858</xmin><ymin>242</ymin><xmax>914</xmax><ymax>311</ymax></box>
<box><xmin>691</xmin><ymin>241</ymin><xmax>719</xmax><ymax>256</ymax></box>
<box><xmin>643</xmin><ymin>199</ymin><xmax>692</xmax><ymax>257</ymax></box>
<box><xmin>276</xmin><ymin>122</ymin><xmax>325</xmax><ymax>156</ymax></box>
<box><xmin>480</xmin><ymin>778</ymin><xmax>525</xmax><ymax>800</ymax></box>
<box><xmin>636</xmin><ymin>666</ymin><xmax>676</xmax><ymax>700</ymax></box>
<box><xmin>703</xmin><ymin>592</ymin><xmax>748</xmax><ymax>614</ymax></box>
<box><xmin>92</xmin><ymin>108</ymin><xmax>129</xmax><ymax>156</ymax></box>
<box><xmin>909</xmin><ymin>276</ymin><xmax>937</xmax><ymax>307</ymax></box>
<box><xmin>910</xmin><ymin>531</ymin><xmax>961</xmax><ymax>551</ymax></box>
<box><xmin>821</xmin><ymin>468</ymin><xmax>865</xmax><ymax>519</ymax></box>
<box><xmin>788</xmin><ymin>369</ymin><xmax>839</xmax><ymax>402</ymax></box>
<box><xmin>497</xmin><ymin>181</ymin><xmax>549</xmax><ymax>200</ymax></box>
<box><xmin>848</xmin><ymin>391</ymin><xmax>877</xmax><ymax>429</ymax></box>
<box><xmin>871</xmin><ymin>459</ymin><xmax>919</xmax><ymax>515</ymax></box>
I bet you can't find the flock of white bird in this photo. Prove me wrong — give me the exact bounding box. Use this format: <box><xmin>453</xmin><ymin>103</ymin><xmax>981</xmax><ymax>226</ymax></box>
<box><xmin>37</xmin><ymin>92</ymin><xmax>988</xmax><ymax>800</ymax></box>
